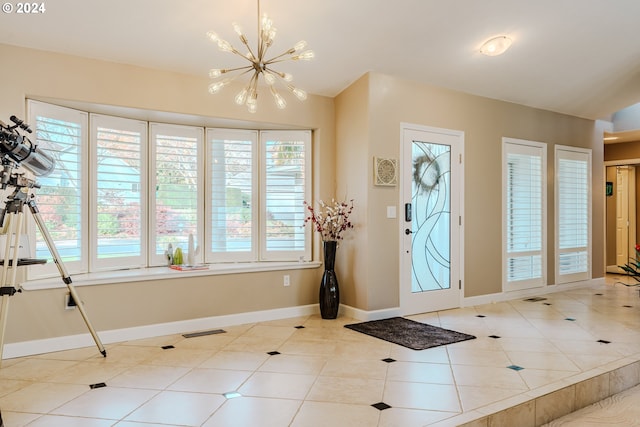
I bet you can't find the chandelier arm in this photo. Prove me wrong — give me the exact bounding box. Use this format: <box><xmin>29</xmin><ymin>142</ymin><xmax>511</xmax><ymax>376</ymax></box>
<box><xmin>237</xmin><ymin>35</ymin><xmax>258</xmax><ymax>62</ymax></box>
<box><xmin>263</xmin><ymin>67</ymin><xmax>288</xmax><ymax>83</ymax></box>
<box><xmin>230</xmin><ymin>68</ymin><xmax>256</xmax><ymax>81</ymax></box>
<box><xmin>263</xmin><ymin>50</ymin><xmax>296</xmax><ymax>64</ymax></box>
<box><xmin>216</xmin><ymin>65</ymin><xmax>255</xmax><ymax>75</ymax></box>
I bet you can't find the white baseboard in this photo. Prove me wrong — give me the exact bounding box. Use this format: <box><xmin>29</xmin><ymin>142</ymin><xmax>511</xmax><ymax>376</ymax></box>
<box><xmin>339</xmin><ymin>305</ymin><xmax>400</xmax><ymax>322</ymax></box>
<box><xmin>3</xmin><ymin>303</ymin><xmax>320</xmax><ymax>360</ymax></box>
<box><xmin>462</xmin><ymin>277</ymin><xmax>605</xmax><ymax>307</ymax></box>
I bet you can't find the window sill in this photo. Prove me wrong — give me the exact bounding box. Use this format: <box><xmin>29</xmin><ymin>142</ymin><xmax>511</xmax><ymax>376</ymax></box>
<box><xmin>23</xmin><ymin>261</ymin><xmax>322</xmax><ymax>291</ymax></box>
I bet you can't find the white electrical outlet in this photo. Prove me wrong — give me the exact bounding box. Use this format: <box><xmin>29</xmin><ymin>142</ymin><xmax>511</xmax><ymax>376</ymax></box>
<box><xmin>283</xmin><ymin>275</ymin><xmax>290</xmax><ymax>287</ymax></box>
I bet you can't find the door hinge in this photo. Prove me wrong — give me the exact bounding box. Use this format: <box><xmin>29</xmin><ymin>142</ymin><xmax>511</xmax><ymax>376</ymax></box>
<box><xmin>459</xmin><ymin>153</ymin><xmax>462</xmax><ymax>164</ymax></box>
<box><xmin>459</xmin><ymin>280</ymin><xmax>462</xmax><ymax>289</ymax></box>
<box><xmin>459</xmin><ymin>216</ymin><xmax>462</xmax><ymax>226</ymax></box>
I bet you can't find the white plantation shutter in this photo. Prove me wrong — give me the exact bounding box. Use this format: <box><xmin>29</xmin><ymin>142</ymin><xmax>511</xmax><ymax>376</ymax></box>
<box><xmin>206</xmin><ymin>129</ymin><xmax>258</xmax><ymax>262</ymax></box>
<box><xmin>503</xmin><ymin>138</ymin><xmax>547</xmax><ymax>290</ymax></box>
<box><xmin>149</xmin><ymin>123</ymin><xmax>203</xmax><ymax>266</ymax></box>
<box><xmin>555</xmin><ymin>146</ymin><xmax>591</xmax><ymax>283</ymax></box>
<box><xmin>260</xmin><ymin>130</ymin><xmax>310</xmax><ymax>261</ymax></box>
<box><xmin>90</xmin><ymin>114</ymin><xmax>147</xmax><ymax>270</ymax></box>
<box><xmin>27</xmin><ymin>100</ymin><xmax>88</xmax><ymax>278</ymax></box>
<box><xmin>27</xmin><ymin>100</ymin><xmax>314</xmax><ymax>274</ymax></box>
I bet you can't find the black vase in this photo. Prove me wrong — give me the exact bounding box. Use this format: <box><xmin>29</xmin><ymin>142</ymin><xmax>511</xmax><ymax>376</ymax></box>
<box><xmin>320</xmin><ymin>240</ymin><xmax>340</xmax><ymax>319</ymax></box>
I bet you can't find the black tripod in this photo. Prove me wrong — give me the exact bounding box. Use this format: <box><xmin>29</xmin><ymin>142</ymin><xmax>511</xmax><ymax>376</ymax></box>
<box><xmin>0</xmin><ymin>171</ymin><xmax>106</xmax><ymax>363</ymax></box>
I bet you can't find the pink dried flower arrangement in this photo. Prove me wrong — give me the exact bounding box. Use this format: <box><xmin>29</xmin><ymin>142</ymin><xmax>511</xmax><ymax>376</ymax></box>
<box><xmin>303</xmin><ymin>199</ymin><xmax>354</xmax><ymax>241</ymax></box>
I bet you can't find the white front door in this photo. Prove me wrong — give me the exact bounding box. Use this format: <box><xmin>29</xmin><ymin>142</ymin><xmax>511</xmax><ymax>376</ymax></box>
<box><xmin>400</xmin><ymin>123</ymin><xmax>463</xmax><ymax>315</ymax></box>
<box><xmin>616</xmin><ymin>165</ymin><xmax>636</xmax><ymax>271</ymax></box>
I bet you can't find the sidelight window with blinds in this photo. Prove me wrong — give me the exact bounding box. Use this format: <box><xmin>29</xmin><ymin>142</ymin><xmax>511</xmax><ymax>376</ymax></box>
<box><xmin>555</xmin><ymin>145</ymin><xmax>591</xmax><ymax>283</ymax></box>
<box><xmin>502</xmin><ymin>138</ymin><xmax>547</xmax><ymax>291</ymax></box>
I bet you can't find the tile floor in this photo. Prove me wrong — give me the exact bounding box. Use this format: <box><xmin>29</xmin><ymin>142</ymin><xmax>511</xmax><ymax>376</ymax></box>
<box><xmin>1</xmin><ymin>275</ymin><xmax>640</xmax><ymax>426</ymax></box>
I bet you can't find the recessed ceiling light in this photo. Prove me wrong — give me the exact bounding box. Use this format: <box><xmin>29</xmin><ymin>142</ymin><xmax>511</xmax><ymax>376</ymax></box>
<box><xmin>480</xmin><ymin>36</ymin><xmax>512</xmax><ymax>56</ymax></box>
<box><xmin>603</xmin><ymin>136</ymin><xmax>619</xmax><ymax>141</ymax></box>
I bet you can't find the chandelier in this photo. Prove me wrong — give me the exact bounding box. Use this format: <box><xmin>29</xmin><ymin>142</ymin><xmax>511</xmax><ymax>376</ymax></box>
<box><xmin>206</xmin><ymin>1</ymin><xmax>314</xmax><ymax>113</ymax></box>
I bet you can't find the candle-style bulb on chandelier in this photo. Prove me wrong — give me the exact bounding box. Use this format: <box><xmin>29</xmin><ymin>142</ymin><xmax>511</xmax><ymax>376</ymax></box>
<box><xmin>207</xmin><ymin>0</ymin><xmax>314</xmax><ymax>113</ymax></box>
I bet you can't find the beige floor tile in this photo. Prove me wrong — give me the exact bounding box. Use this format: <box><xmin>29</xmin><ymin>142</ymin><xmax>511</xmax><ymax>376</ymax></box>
<box><xmin>378</xmin><ymin>407</ymin><xmax>455</xmax><ymax>427</ymax></box>
<box><xmin>0</xmin><ymin>358</ymin><xmax>78</xmax><ymax>382</ymax></box>
<box><xmin>277</xmin><ymin>338</ymin><xmax>339</xmax><ymax>356</ymax></box>
<box><xmin>447</xmin><ymin>347</ymin><xmax>513</xmax><ymax>367</ymax></box>
<box><xmin>220</xmin><ymin>335</ymin><xmax>287</xmax><ymax>353</ymax></box>
<box><xmin>242</xmin><ymin>324</ymin><xmax>297</xmax><ymax>339</ymax></box>
<box><xmin>258</xmin><ymin>315</ymin><xmax>311</xmax><ymax>327</ymax></box>
<box><xmin>175</xmin><ymin>333</ymin><xmax>237</xmax><ymax>350</ymax></box>
<box><xmin>457</xmin><ymin>385</ymin><xmax>527</xmax><ymax>411</ymax></box>
<box><xmin>383</xmin><ymin>381</ymin><xmax>461</xmax><ymax>412</ymax></box>
<box><xmin>0</xmin><ymin>411</ymin><xmax>40</xmax><ymax>427</ymax></box>
<box><xmin>567</xmin><ymin>353</ymin><xmax>624</xmax><ymax>371</ymax></box>
<box><xmin>258</xmin><ymin>353</ymin><xmax>327</xmax><ymax>375</ymax></box>
<box><xmin>497</xmin><ymin>337</ymin><xmax>560</xmax><ymax>353</ymax></box>
<box><xmin>107</xmin><ymin>364</ymin><xmax>190</xmax><ymax>389</ymax></box>
<box><xmin>168</xmin><ymin>368</ymin><xmax>251</xmax><ymax>393</ymax></box>
<box><xmin>114</xmin><ymin>421</ymin><xmax>184</xmax><ymax>426</ymax></box>
<box><xmin>51</xmin><ymin>386</ymin><xmax>158</xmax><ymax>419</ymax></box>
<box><xmin>198</xmin><ymin>350</ymin><xmax>269</xmax><ymax>371</ymax></box>
<box><xmin>518</xmin><ymin>368</ymin><xmax>576</xmax><ymax>389</ymax></box>
<box><xmin>0</xmin><ymin>382</ymin><xmax>88</xmax><ymax>413</ymax></box>
<box><xmin>46</xmin><ymin>360</ymin><xmax>130</xmax><ymax>385</ymax></box>
<box><xmin>238</xmin><ymin>371</ymin><xmax>316</xmax><ymax>399</ymax></box>
<box><xmin>0</xmin><ymin>378</ymin><xmax>30</xmax><ymax>398</ymax></box>
<box><xmin>93</xmin><ymin>344</ymin><xmax>162</xmax><ymax>365</ymax></box>
<box><xmin>125</xmin><ymin>390</ymin><xmax>225</xmax><ymax>425</ymax></box>
<box><xmin>27</xmin><ymin>414</ymin><xmax>115</xmax><ymax>426</ymax></box>
<box><xmin>145</xmin><ymin>347</ymin><xmax>214</xmax><ymax>367</ymax></box>
<box><xmin>451</xmin><ymin>365</ymin><xmax>529</xmax><ymax>390</ymax></box>
<box><xmin>506</xmin><ymin>350</ymin><xmax>581</xmax><ymax>372</ymax></box>
<box><xmin>389</xmin><ymin>345</ymin><xmax>450</xmax><ymax>364</ymax></box>
<box><xmin>386</xmin><ymin>361</ymin><xmax>455</xmax><ymax>384</ymax></box>
<box><xmin>202</xmin><ymin>396</ymin><xmax>301</xmax><ymax>427</ymax></box>
<box><xmin>333</xmin><ymin>340</ymin><xmax>393</xmax><ymax>360</ymax></box>
<box><xmin>307</xmin><ymin>376</ymin><xmax>385</xmax><ymax>405</ymax></box>
<box><xmin>32</xmin><ymin>345</ymin><xmax>101</xmax><ymax>361</ymax></box>
<box><xmin>320</xmin><ymin>357</ymin><xmax>389</xmax><ymax>379</ymax></box>
<box><xmin>120</xmin><ymin>334</ymin><xmax>183</xmax><ymax>347</ymax></box>
<box><xmin>290</xmin><ymin>401</ymin><xmax>381</xmax><ymax>427</ymax></box>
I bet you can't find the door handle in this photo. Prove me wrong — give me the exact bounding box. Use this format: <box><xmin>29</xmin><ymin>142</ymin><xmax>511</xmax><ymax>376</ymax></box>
<box><xmin>405</xmin><ymin>228</ymin><xmax>413</xmax><ymax>235</ymax></box>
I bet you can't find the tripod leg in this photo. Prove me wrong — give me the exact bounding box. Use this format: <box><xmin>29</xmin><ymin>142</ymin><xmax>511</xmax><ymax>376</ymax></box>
<box><xmin>27</xmin><ymin>200</ymin><xmax>106</xmax><ymax>357</ymax></box>
<box><xmin>0</xmin><ymin>292</ymin><xmax>10</xmax><ymax>363</ymax></box>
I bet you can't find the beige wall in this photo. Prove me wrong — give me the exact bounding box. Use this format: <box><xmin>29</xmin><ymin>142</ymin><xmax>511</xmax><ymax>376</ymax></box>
<box><xmin>0</xmin><ymin>43</ymin><xmax>335</xmax><ymax>344</ymax></box>
<box><xmin>336</xmin><ymin>73</ymin><xmax>604</xmax><ymax>309</ymax></box>
<box><xmin>0</xmin><ymin>42</ymin><xmax>607</xmax><ymax>345</ymax></box>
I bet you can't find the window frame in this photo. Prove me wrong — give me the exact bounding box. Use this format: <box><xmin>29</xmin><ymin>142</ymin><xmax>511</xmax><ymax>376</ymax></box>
<box><xmin>554</xmin><ymin>145</ymin><xmax>592</xmax><ymax>284</ymax></box>
<box><xmin>260</xmin><ymin>130</ymin><xmax>311</xmax><ymax>262</ymax></box>
<box><xmin>149</xmin><ymin>123</ymin><xmax>205</xmax><ymax>267</ymax></box>
<box><xmin>502</xmin><ymin>137</ymin><xmax>547</xmax><ymax>292</ymax></box>
<box><xmin>89</xmin><ymin>113</ymin><xmax>148</xmax><ymax>272</ymax></box>
<box><xmin>27</xmin><ymin>100</ymin><xmax>89</xmax><ymax>279</ymax></box>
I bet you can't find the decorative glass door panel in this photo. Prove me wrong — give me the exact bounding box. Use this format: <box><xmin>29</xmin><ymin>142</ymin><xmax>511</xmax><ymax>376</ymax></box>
<box><xmin>411</xmin><ymin>142</ymin><xmax>451</xmax><ymax>293</ymax></box>
<box><xmin>401</xmin><ymin>124</ymin><xmax>462</xmax><ymax>315</ymax></box>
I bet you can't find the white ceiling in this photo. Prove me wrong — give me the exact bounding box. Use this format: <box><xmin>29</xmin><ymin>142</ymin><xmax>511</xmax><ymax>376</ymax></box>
<box><xmin>2</xmin><ymin>0</ymin><xmax>640</xmax><ymax>121</ymax></box>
